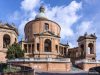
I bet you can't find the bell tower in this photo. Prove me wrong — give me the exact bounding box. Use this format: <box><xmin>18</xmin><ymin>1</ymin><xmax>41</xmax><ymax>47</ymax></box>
<box><xmin>77</xmin><ymin>33</ymin><xmax>97</xmax><ymax>60</ymax></box>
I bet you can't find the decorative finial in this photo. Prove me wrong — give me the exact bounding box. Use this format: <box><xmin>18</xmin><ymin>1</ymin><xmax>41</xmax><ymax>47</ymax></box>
<box><xmin>35</xmin><ymin>4</ymin><xmax>47</xmax><ymax>19</ymax></box>
<box><xmin>0</xmin><ymin>20</ymin><xmax>2</xmax><ymax>24</ymax></box>
<box><xmin>67</xmin><ymin>41</ymin><xmax>69</xmax><ymax>46</ymax></box>
<box><xmin>84</xmin><ymin>32</ymin><xmax>87</xmax><ymax>36</ymax></box>
<box><xmin>93</xmin><ymin>33</ymin><xmax>95</xmax><ymax>35</ymax></box>
<box><xmin>39</xmin><ymin>5</ymin><xmax>45</xmax><ymax>13</ymax></box>
<box><xmin>11</xmin><ymin>23</ymin><xmax>16</xmax><ymax>28</ymax></box>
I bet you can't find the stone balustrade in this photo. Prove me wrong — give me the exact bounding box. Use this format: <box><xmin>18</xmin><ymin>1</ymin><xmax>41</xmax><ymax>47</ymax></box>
<box><xmin>7</xmin><ymin>58</ymin><xmax>70</xmax><ymax>63</ymax></box>
<box><xmin>75</xmin><ymin>59</ymin><xmax>100</xmax><ymax>64</ymax></box>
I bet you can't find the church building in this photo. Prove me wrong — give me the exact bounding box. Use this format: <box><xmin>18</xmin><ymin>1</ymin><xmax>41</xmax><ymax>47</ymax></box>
<box><xmin>20</xmin><ymin>5</ymin><xmax>96</xmax><ymax>62</ymax></box>
<box><xmin>20</xmin><ymin>5</ymin><xmax>69</xmax><ymax>59</ymax></box>
<box><xmin>0</xmin><ymin>5</ymin><xmax>100</xmax><ymax>72</ymax></box>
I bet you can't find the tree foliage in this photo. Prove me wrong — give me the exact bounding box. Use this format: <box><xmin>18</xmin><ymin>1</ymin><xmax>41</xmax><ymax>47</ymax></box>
<box><xmin>6</xmin><ymin>43</ymin><xmax>24</xmax><ymax>59</ymax></box>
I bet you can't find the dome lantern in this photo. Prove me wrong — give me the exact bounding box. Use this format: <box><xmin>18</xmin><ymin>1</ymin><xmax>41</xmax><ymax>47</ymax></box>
<box><xmin>35</xmin><ymin>5</ymin><xmax>48</xmax><ymax>19</ymax></box>
<box><xmin>39</xmin><ymin>5</ymin><xmax>45</xmax><ymax>13</ymax></box>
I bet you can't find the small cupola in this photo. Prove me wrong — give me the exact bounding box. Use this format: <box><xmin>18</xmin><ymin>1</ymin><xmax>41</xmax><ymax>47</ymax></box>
<box><xmin>35</xmin><ymin>5</ymin><xmax>48</xmax><ymax>20</ymax></box>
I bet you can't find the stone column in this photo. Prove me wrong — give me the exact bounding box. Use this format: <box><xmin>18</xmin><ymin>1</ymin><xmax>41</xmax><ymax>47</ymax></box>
<box><xmin>66</xmin><ymin>47</ymin><xmax>69</xmax><ymax>56</ymax></box>
<box><xmin>42</xmin><ymin>38</ymin><xmax>44</xmax><ymax>52</ymax></box>
<box><xmin>0</xmin><ymin>33</ymin><xmax>3</xmax><ymax>50</ymax></box>
<box><xmin>31</xmin><ymin>44</ymin><xmax>32</xmax><ymax>53</ymax></box>
<box><xmin>56</xmin><ymin>45</ymin><xmax>59</xmax><ymax>58</ymax></box>
<box><xmin>52</xmin><ymin>38</ymin><xmax>55</xmax><ymax>52</ymax></box>
<box><xmin>85</xmin><ymin>41</ymin><xmax>88</xmax><ymax>59</ymax></box>
<box><xmin>39</xmin><ymin>38</ymin><xmax>43</xmax><ymax>58</ymax></box>
<box><xmin>59</xmin><ymin>46</ymin><xmax>61</xmax><ymax>54</ymax></box>
<box><xmin>93</xmin><ymin>41</ymin><xmax>96</xmax><ymax>54</ymax></box>
<box><xmin>39</xmin><ymin>38</ymin><xmax>42</xmax><ymax>52</ymax></box>
<box><xmin>63</xmin><ymin>47</ymin><xmax>64</xmax><ymax>55</ymax></box>
<box><xmin>27</xmin><ymin>44</ymin><xmax>28</xmax><ymax>53</ymax></box>
<box><xmin>34</xmin><ymin>37</ymin><xmax>37</xmax><ymax>52</ymax></box>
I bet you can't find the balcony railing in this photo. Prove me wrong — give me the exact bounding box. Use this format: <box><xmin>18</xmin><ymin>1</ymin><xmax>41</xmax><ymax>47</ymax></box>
<box><xmin>75</xmin><ymin>59</ymin><xmax>100</xmax><ymax>64</ymax></box>
<box><xmin>7</xmin><ymin>58</ymin><xmax>71</xmax><ymax>63</ymax></box>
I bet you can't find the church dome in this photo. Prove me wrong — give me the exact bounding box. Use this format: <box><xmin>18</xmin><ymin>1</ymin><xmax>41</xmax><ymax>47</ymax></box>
<box><xmin>35</xmin><ymin>5</ymin><xmax>47</xmax><ymax>19</ymax></box>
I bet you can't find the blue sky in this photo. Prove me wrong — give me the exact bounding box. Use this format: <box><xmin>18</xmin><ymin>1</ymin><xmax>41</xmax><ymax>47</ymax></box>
<box><xmin>0</xmin><ymin>0</ymin><xmax>100</xmax><ymax>59</ymax></box>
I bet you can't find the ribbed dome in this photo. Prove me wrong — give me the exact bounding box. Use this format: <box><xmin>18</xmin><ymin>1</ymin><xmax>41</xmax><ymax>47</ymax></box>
<box><xmin>35</xmin><ymin>5</ymin><xmax>47</xmax><ymax>19</ymax></box>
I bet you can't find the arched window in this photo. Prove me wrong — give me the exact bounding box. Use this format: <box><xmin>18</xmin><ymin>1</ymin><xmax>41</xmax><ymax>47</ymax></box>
<box><xmin>44</xmin><ymin>23</ymin><xmax>49</xmax><ymax>31</ymax></box>
<box><xmin>88</xmin><ymin>43</ymin><xmax>94</xmax><ymax>54</ymax></box>
<box><xmin>44</xmin><ymin>39</ymin><xmax>51</xmax><ymax>52</ymax></box>
<box><xmin>55</xmin><ymin>45</ymin><xmax>58</xmax><ymax>53</ymax></box>
<box><xmin>3</xmin><ymin>34</ymin><xmax>10</xmax><ymax>48</ymax></box>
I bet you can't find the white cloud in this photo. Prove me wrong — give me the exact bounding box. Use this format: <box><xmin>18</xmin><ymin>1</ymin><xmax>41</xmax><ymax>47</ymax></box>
<box><xmin>10</xmin><ymin>0</ymin><xmax>82</xmax><ymax>49</ymax></box>
<box><xmin>69</xmin><ymin>42</ymin><xmax>76</xmax><ymax>48</ymax></box>
<box><xmin>8</xmin><ymin>0</ymin><xmax>100</xmax><ymax>60</ymax></box>
<box><xmin>76</xmin><ymin>20</ymin><xmax>100</xmax><ymax>60</ymax></box>
<box><xmin>77</xmin><ymin>21</ymin><xmax>92</xmax><ymax>35</ymax></box>
<box><xmin>21</xmin><ymin>0</ymin><xmax>40</xmax><ymax>11</ymax></box>
<box><xmin>18</xmin><ymin>0</ymin><xmax>41</xmax><ymax>35</ymax></box>
<box><xmin>96</xmin><ymin>41</ymin><xmax>100</xmax><ymax>59</ymax></box>
<box><xmin>84</xmin><ymin>0</ymin><xmax>97</xmax><ymax>5</ymax></box>
<box><xmin>10</xmin><ymin>0</ymin><xmax>82</xmax><ymax>51</ymax></box>
<box><xmin>8</xmin><ymin>11</ymin><xmax>22</xmax><ymax>23</ymax></box>
<box><xmin>18</xmin><ymin>11</ymin><xmax>37</xmax><ymax>35</ymax></box>
<box><xmin>46</xmin><ymin>1</ymin><xmax>82</xmax><ymax>38</ymax></box>
<box><xmin>19</xmin><ymin>20</ymin><xmax>28</xmax><ymax>35</ymax></box>
<box><xmin>10</xmin><ymin>11</ymin><xmax>20</xmax><ymax>20</ymax></box>
<box><xmin>18</xmin><ymin>0</ymin><xmax>82</xmax><ymax>38</ymax></box>
<box><xmin>17</xmin><ymin>0</ymin><xmax>82</xmax><ymax>51</ymax></box>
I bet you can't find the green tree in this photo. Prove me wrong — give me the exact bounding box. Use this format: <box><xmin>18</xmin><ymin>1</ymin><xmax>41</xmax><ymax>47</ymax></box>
<box><xmin>6</xmin><ymin>43</ymin><xmax>24</xmax><ymax>59</ymax></box>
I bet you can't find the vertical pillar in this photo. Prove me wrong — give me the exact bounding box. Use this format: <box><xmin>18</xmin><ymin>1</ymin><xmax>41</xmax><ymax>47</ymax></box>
<box><xmin>0</xmin><ymin>34</ymin><xmax>3</xmax><ymax>49</ymax></box>
<box><xmin>39</xmin><ymin>38</ymin><xmax>42</xmax><ymax>58</ymax></box>
<box><xmin>31</xmin><ymin>44</ymin><xmax>32</xmax><ymax>53</ymax></box>
<box><xmin>27</xmin><ymin>44</ymin><xmax>28</xmax><ymax>53</ymax></box>
<box><xmin>57</xmin><ymin>45</ymin><xmax>59</xmax><ymax>53</ymax></box>
<box><xmin>59</xmin><ymin>46</ymin><xmax>61</xmax><ymax>54</ymax></box>
<box><xmin>63</xmin><ymin>47</ymin><xmax>64</xmax><ymax>55</ymax></box>
<box><xmin>94</xmin><ymin>41</ymin><xmax>96</xmax><ymax>54</ymax></box>
<box><xmin>52</xmin><ymin>38</ymin><xmax>55</xmax><ymax>52</ymax></box>
<box><xmin>34</xmin><ymin>37</ymin><xmax>37</xmax><ymax>52</ymax></box>
<box><xmin>42</xmin><ymin>38</ymin><xmax>44</xmax><ymax>52</ymax></box>
<box><xmin>51</xmin><ymin>39</ymin><xmax>53</xmax><ymax>52</ymax></box>
<box><xmin>66</xmin><ymin>47</ymin><xmax>69</xmax><ymax>56</ymax></box>
<box><xmin>85</xmin><ymin>41</ymin><xmax>88</xmax><ymax>59</ymax></box>
<box><xmin>39</xmin><ymin>38</ymin><xmax>43</xmax><ymax>52</ymax></box>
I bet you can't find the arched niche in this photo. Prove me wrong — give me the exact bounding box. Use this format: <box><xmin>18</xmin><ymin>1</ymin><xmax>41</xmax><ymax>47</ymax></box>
<box><xmin>88</xmin><ymin>43</ymin><xmax>94</xmax><ymax>54</ymax></box>
<box><xmin>44</xmin><ymin>39</ymin><xmax>51</xmax><ymax>52</ymax></box>
<box><xmin>80</xmin><ymin>44</ymin><xmax>84</xmax><ymax>58</ymax></box>
<box><xmin>3</xmin><ymin>34</ymin><xmax>10</xmax><ymax>48</ymax></box>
